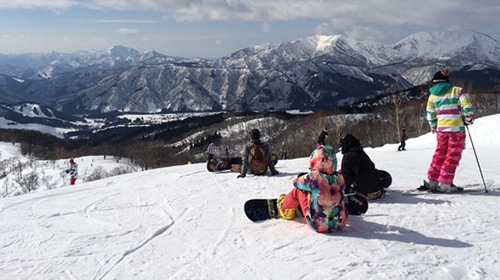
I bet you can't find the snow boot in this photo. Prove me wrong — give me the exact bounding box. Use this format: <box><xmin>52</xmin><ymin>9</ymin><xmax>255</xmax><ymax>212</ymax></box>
<box><xmin>418</xmin><ymin>179</ymin><xmax>438</xmax><ymax>191</ymax></box>
<box><xmin>436</xmin><ymin>183</ymin><xmax>462</xmax><ymax>193</ymax></box>
<box><xmin>277</xmin><ymin>194</ymin><xmax>296</xmax><ymax>220</ymax></box>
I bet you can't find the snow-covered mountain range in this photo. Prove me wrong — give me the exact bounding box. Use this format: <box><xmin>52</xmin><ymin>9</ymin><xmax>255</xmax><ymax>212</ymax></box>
<box><xmin>0</xmin><ymin>30</ymin><xmax>499</xmax><ymax>114</ymax></box>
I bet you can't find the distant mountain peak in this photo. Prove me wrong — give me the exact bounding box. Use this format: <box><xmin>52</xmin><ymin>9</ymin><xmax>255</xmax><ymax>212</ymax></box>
<box><xmin>0</xmin><ymin>30</ymin><xmax>499</xmax><ymax>114</ymax></box>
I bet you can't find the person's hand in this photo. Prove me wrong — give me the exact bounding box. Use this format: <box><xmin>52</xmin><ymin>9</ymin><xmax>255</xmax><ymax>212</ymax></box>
<box><xmin>464</xmin><ymin>117</ymin><xmax>473</xmax><ymax>126</ymax></box>
<box><xmin>237</xmin><ymin>174</ymin><xmax>246</xmax><ymax>178</ymax></box>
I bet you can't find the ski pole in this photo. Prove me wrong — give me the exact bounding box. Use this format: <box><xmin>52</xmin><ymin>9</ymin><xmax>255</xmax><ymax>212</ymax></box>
<box><xmin>465</xmin><ymin>124</ymin><xmax>488</xmax><ymax>193</ymax></box>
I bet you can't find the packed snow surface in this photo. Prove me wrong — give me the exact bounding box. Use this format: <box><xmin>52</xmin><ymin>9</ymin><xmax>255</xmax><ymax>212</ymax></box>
<box><xmin>0</xmin><ymin>115</ymin><xmax>499</xmax><ymax>279</ymax></box>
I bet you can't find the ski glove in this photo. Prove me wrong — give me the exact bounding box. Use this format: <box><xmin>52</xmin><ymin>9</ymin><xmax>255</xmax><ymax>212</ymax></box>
<box><xmin>464</xmin><ymin>117</ymin><xmax>473</xmax><ymax>126</ymax></box>
<box><xmin>237</xmin><ymin>174</ymin><xmax>246</xmax><ymax>178</ymax></box>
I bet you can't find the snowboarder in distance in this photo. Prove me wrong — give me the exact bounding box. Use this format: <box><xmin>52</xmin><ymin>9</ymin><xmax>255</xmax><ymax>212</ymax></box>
<box><xmin>423</xmin><ymin>69</ymin><xmax>474</xmax><ymax>192</ymax></box>
<box><xmin>66</xmin><ymin>158</ymin><xmax>78</xmax><ymax>185</ymax></box>
<box><xmin>222</xmin><ymin>148</ymin><xmax>230</xmax><ymax>161</ymax></box>
<box><xmin>280</xmin><ymin>142</ymin><xmax>287</xmax><ymax>160</ymax></box>
<box><xmin>398</xmin><ymin>128</ymin><xmax>408</xmax><ymax>151</ymax></box>
<box><xmin>237</xmin><ymin>128</ymin><xmax>279</xmax><ymax>178</ymax></box>
<box><xmin>206</xmin><ymin>142</ymin><xmax>217</xmax><ymax>161</ymax></box>
<box><xmin>317</xmin><ymin>126</ymin><xmax>328</xmax><ymax>146</ymax></box>
<box><xmin>277</xmin><ymin>145</ymin><xmax>348</xmax><ymax>233</ymax></box>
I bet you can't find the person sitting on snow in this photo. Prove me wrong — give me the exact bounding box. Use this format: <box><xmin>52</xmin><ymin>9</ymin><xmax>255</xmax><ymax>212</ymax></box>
<box><xmin>237</xmin><ymin>129</ymin><xmax>279</xmax><ymax>178</ymax></box>
<box><xmin>339</xmin><ymin>133</ymin><xmax>387</xmax><ymax>200</ymax></box>
<box><xmin>277</xmin><ymin>145</ymin><xmax>348</xmax><ymax>233</ymax></box>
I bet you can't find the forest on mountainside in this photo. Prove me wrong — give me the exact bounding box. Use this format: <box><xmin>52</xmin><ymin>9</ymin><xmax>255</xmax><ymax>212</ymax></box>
<box><xmin>1</xmin><ymin>87</ymin><xmax>499</xmax><ymax>171</ymax></box>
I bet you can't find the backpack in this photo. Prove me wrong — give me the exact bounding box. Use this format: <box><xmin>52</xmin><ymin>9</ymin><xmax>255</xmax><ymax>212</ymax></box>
<box><xmin>248</xmin><ymin>143</ymin><xmax>268</xmax><ymax>175</ymax></box>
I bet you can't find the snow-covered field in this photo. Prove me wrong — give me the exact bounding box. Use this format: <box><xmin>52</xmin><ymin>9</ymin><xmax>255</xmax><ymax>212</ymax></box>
<box><xmin>0</xmin><ymin>114</ymin><xmax>499</xmax><ymax>279</ymax></box>
<box><xmin>0</xmin><ymin>149</ymin><xmax>138</xmax><ymax>197</ymax></box>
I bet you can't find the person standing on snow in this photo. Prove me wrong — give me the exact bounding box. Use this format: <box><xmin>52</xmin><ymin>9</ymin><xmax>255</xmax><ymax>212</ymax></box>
<box><xmin>206</xmin><ymin>142</ymin><xmax>217</xmax><ymax>161</ymax></box>
<box><xmin>423</xmin><ymin>69</ymin><xmax>474</xmax><ymax>192</ymax></box>
<box><xmin>66</xmin><ymin>158</ymin><xmax>78</xmax><ymax>185</ymax></box>
<box><xmin>398</xmin><ymin>128</ymin><xmax>408</xmax><ymax>151</ymax></box>
<box><xmin>280</xmin><ymin>141</ymin><xmax>287</xmax><ymax>160</ymax></box>
<box><xmin>317</xmin><ymin>126</ymin><xmax>328</xmax><ymax>146</ymax></box>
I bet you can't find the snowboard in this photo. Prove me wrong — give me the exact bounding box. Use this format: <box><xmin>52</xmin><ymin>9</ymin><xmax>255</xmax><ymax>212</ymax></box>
<box><xmin>378</xmin><ymin>169</ymin><xmax>392</xmax><ymax>188</ymax></box>
<box><xmin>344</xmin><ymin>193</ymin><xmax>369</xmax><ymax>215</ymax></box>
<box><xmin>244</xmin><ymin>193</ymin><xmax>368</xmax><ymax>222</ymax></box>
<box><xmin>244</xmin><ymin>199</ymin><xmax>280</xmax><ymax>222</ymax></box>
<box><xmin>210</xmin><ymin>154</ymin><xmax>277</xmax><ymax>173</ymax></box>
<box><xmin>207</xmin><ymin>157</ymin><xmax>242</xmax><ymax>172</ymax></box>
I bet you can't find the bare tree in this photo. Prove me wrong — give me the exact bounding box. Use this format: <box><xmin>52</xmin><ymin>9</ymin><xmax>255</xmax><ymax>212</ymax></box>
<box><xmin>86</xmin><ymin>166</ymin><xmax>109</xmax><ymax>182</ymax></box>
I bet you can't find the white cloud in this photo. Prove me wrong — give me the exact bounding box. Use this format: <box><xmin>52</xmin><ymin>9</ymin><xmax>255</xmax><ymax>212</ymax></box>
<box><xmin>116</xmin><ymin>28</ymin><xmax>138</xmax><ymax>35</ymax></box>
<box><xmin>2</xmin><ymin>0</ymin><xmax>500</xmax><ymax>57</ymax></box>
<box><xmin>0</xmin><ymin>0</ymin><xmax>77</xmax><ymax>9</ymax></box>
<box><xmin>96</xmin><ymin>19</ymin><xmax>157</xmax><ymax>24</ymax></box>
<box><xmin>4</xmin><ymin>1</ymin><xmax>500</xmax><ymax>34</ymax></box>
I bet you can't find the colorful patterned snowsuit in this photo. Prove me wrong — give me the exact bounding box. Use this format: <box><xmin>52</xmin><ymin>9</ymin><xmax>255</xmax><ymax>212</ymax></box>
<box><xmin>281</xmin><ymin>145</ymin><xmax>348</xmax><ymax>233</ymax></box>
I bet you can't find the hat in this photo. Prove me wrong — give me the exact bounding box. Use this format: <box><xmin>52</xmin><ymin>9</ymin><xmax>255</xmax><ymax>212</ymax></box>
<box><xmin>249</xmin><ymin>129</ymin><xmax>261</xmax><ymax>140</ymax></box>
<box><xmin>309</xmin><ymin>145</ymin><xmax>336</xmax><ymax>175</ymax></box>
<box><xmin>432</xmin><ymin>70</ymin><xmax>449</xmax><ymax>84</ymax></box>
<box><xmin>339</xmin><ymin>133</ymin><xmax>361</xmax><ymax>155</ymax></box>
<box><xmin>69</xmin><ymin>158</ymin><xmax>74</xmax><ymax>163</ymax></box>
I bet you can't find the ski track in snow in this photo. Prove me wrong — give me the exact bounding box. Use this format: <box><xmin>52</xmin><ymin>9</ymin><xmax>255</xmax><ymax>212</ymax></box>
<box><xmin>94</xmin><ymin>182</ymin><xmax>181</xmax><ymax>279</ymax></box>
<box><xmin>97</xmin><ymin>211</ymin><xmax>177</xmax><ymax>280</ymax></box>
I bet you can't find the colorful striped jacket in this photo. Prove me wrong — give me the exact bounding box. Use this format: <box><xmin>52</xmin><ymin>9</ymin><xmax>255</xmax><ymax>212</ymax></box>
<box><xmin>426</xmin><ymin>83</ymin><xmax>474</xmax><ymax>132</ymax></box>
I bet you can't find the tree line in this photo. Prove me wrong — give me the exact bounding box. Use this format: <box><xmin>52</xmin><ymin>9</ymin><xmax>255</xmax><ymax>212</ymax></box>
<box><xmin>1</xmin><ymin>88</ymin><xmax>498</xmax><ymax>171</ymax></box>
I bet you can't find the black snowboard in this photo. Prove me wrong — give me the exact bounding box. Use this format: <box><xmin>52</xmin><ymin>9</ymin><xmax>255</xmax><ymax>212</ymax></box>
<box><xmin>244</xmin><ymin>193</ymin><xmax>367</xmax><ymax>222</ymax></box>
<box><xmin>378</xmin><ymin>169</ymin><xmax>392</xmax><ymax>188</ymax></box>
<box><xmin>207</xmin><ymin>157</ymin><xmax>242</xmax><ymax>172</ymax></box>
<box><xmin>244</xmin><ymin>199</ymin><xmax>280</xmax><ymax>222</ymax></box>
<box><xmin>344</xmin><ymin>193</ymin><xmax>369</xmax><ymax>215</ymax></box>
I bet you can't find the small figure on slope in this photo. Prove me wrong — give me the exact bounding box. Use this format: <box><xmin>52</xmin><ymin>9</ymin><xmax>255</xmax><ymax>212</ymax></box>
<box><xmin>398</xmin><ymin>128</ymin><xmax>408</xmax><ymax>151</ymax></box>
<box><xmin>206</xmin><ymin>142</ymin><xmax>217</xmax><ymax>161</ymax></box>
<box><xmin>277</xmin><ymin>145</ymin><xmax>348</xmax><ymax>233</ymax></box>
<box><xmin>317</xmin><ymin>126</ymin><xmax>329</xmax><ymax>146</ymax></box>
<box><xmin>280</xmin><ymin>141</ymin><xmax>287</xmax><ymax>160</ymax></box>
<box><xmin>66</xmin><ymin>158</ymin><xmax>78</xmax><ymax>185</ymax></box>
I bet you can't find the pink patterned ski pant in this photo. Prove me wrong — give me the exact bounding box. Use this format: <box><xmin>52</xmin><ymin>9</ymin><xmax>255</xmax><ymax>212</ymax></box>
<box><xmin>282</xmin><ymin>188</ymin><xmax>310</xmax><ymax>216</ymax></box>
<box><xmin>427</xmin><ymin>132</ymin><xmax>466</xmax><ymax>185</ymax></box>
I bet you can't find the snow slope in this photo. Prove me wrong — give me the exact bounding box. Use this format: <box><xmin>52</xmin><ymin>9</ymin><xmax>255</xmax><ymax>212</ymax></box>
<box><xmin>0</xmin><ymin>115</ymin><xmax>499</xmax><ymax>279</ymax></box>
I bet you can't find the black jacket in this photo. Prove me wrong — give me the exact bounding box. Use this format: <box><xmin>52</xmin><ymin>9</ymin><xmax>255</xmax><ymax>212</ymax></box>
<box><xmin>340</xmin><ymin>134</ymin><xmax>383</xmax><ymax>195</ymax></box>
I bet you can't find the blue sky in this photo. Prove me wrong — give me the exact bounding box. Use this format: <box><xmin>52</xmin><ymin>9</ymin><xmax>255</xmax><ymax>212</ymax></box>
<box><xmin>1</xmin><ymin>1</ymin><xmax>500</xmax><ymax>59</ymax></box>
